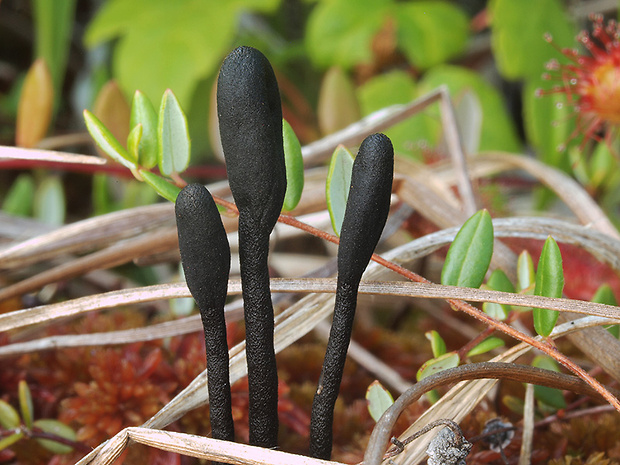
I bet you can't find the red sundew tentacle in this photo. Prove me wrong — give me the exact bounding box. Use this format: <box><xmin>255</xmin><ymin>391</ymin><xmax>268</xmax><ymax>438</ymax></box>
<box><xmin>540</xmin><ymin>17</ymin><xmax>620</xmax><ymax>148</ymax></box>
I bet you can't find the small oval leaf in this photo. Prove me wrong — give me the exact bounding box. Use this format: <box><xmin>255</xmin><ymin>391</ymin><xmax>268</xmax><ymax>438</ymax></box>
<box><xmin>533</xmin><ymin>236</ymin><xmax>564</xmax><ymax>337</ymax></box>
<box><xmin>365</xmin><ymin>380</ymin><xmax>394</xmax><ymax>422</ymax></box>
<box><xmin>130</xmin><ymin>90</ymin><xmax>158</xmax><ymax>168</ymax></box>
<box><xmin>0</xmin><ymin>400</ymin><xmax>20</xmax><ymax>429</ymax></box>
<box><xmin>591</xmin><ymin>284</ymin><xmax>619</xmax><ymax>338</ymax></box>
<box><xmin>3</xmin><ymin>174</ymin><xmax>35</xmax><ymax>217</ymax></box>
<box><xmin>18</xmin><ymin>381</ymin><xmax>33</xmax><ymax>429</ymax></box>
<box><xmin>441</xmin><ymin>209</ymin><xmax>494</xmax><ymax>288</ymax></box>
<box><xmin>158</xmin><ymin>89</ymin><xmax>190</xmax><ymax>176</ymax></box>
<box><xmin>84</xmin><ymin>110</ymin><xmax>135</xmax><ymax>170</ymax></box>
<box><xmin>425</xmin><ymin>330</ymin><xmax>447</xmax><ymax>358</ymax></box>
<box><xmin>16</xmin><ymin>58</ymin><xmax>54</xmax><ymax>148</ymax></box>
<box><xmin>0</xmin><ymin>432</ymin><xmax>24</xmax><ymax>452</ymax></box>
<box><xmin>532</xmin><ymin>356</ymin><xmax>567</xmax><ymax>409</ymax></box>
<box><xmin>416</xmin><ymin>352</ymin><xmax>460</xmax><ymax>381</ymax></box>
<box><xmin>326</xmin><ymin>144</ymin><xmax>354</xmax><ymax>236</ymax></box>
<box><xmin>33</xmin><ymin>419</ymin><xmax>76</xmax><ymax>454</ymax></box>
<box><xmin>139</xmin><ymin>170</ymin><xmax>181</xmax><ymax>202</ymax></box>
<box><xmin>317</xmin><ymin>67</ymin><xmax>361</xmax><ymax>135</ymax></box>
<box><xmin>517</xmin><ymin>250</ymin><xmax>536</xmax><ymax>293</ymax></box>
<box><xmin>93</xmin><ymin>80</ymin><xmax>131</xmax><ymax>150</ymax></box>
<box><xmin>126</xmin><ymin>123</ymin><xmax>142</xmax><ymax>164</ymax></box>
<box><xmin>467</xmin><ymin>336</ymin><xmax>505</xmax><ymax>357</ymax></box>
<box><xmin>282</xmin><ymin>119</ymin><xmax>304</xmax><ymax>212</ymax></box>
<box><xmin>34</xmin><ymin>176</ymin><xmax>65</xmax><ymax>226</ymax></box>
<box><xmin>482</xmin><ymin>269</ymin><xmax>515</xmax><ymax>320</ymax></box>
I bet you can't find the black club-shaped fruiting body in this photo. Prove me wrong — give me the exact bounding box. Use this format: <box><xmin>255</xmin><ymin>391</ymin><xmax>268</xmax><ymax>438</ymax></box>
<box><xmin>310</xmin><ymin>133</ymin><xmax>394</xmax><ymax>459</ymax></box>
<box><xmin>217</xmin><ymin>46</ymin><xmax>286</xmax><ymax>449</ymax></box>
<box><xmin>175</xmin><ymin>183</ymin><xmax>234</xmax><ymax>448</ymax></box>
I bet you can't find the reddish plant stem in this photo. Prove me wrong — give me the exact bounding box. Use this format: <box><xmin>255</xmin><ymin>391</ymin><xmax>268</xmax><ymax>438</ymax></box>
<box><xmin>211</xmin><ymin>194</ymin><xmax>620</xmax><ymax>413</ymax></box>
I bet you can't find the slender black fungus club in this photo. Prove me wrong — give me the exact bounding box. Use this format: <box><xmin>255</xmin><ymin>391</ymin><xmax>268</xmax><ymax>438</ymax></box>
<box><xmin>310</xmin><ymin>133</ymin><xmax>394</xmax><ymax>459</ymax></box>
<box><xmin>175</xmin><ymin>184</ymin><xmax>234</xmax><ymax>450</ymax></box>
<box><xmin>217</xmin><ymin>46</ymin><xmax>286</xmax><ymax>449</ymax></box>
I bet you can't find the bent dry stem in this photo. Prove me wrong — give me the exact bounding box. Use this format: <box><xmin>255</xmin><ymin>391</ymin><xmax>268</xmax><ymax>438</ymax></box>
<box><xmin>175</xmin><ymin>184</ymin><xmax>234</xmax><ymax>447</ymax></box>
<box><xmin>310</xmin><ymin>133</ymin><xmax>394</xmax><ymax>459</ymax></box>
<box><xmin>217</xmin><ymin>46</ymin><xmax>286</xmax><ymax>448</ymax></box>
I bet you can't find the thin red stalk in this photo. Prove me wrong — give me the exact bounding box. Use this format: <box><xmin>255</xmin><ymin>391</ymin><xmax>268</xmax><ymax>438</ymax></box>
<box><xmin>212</xmin><ymin>194</ymin><xmax>620</xmax><ymax>413</ymax></box>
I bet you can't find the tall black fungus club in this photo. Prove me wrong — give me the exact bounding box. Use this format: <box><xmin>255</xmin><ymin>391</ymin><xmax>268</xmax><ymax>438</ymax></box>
<box><xmin>310</xmin><ymin>133</ymin><xmax>394</xmax><ymax>459</ymax></box>
<box><xmin>175</xmin><ymin>184</ymin><xmax>234</xmax><ymax>451</ymax></box>
<box><xmin>217</xmin><ymin>46</ymin><xmax>286</xmax><ymax>449</ymax></box>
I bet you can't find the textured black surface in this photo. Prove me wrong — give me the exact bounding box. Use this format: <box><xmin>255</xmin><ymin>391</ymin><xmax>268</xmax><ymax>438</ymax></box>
<box><xmin>175</xmin><ymin>184</ymin><xmax>234</xmax><ymax>447</ymax></box>
<box><xmin>310</xmin><ymin>133</ymin><xmax>394</xmax><ymax>459</ymax></box>
<box><xmin>217</xmin><ymin>46</ymin><xmax>286</xmax><ymax>448</ymax></box>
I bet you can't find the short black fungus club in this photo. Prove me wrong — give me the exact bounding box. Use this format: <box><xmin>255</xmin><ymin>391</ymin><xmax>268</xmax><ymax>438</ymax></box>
<box><xmin>310</xmin><ymin>133</ymin><xmax>394</xmax><ymax>459</ymax></box>
<box><xmin>217</xmin><ymin>46</ymin><xmax>287</xmax><ymax>449</ymax></box>
<box><xmin>175</xmin><ymin>183</ymin><xmax>234</xmax><ymax>450</ymax></box>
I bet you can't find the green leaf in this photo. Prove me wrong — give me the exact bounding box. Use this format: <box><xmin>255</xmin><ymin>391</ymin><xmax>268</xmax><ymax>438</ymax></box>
<box><xmin>418</xmin><ymin>65</ymin><xmax>521</xmax><ymax>153</ymax></box>
<box><xmin>532</xmin><ymin>356</ymin><xmax>567</xmax><ymax>409</ymax></box>
<box><xmin>84</xmin><ymin>109</ymin><xmax>136</xmax><ymax>170</ymax></box>
<box><xmin>18</xmin><ymin>381</ymin><xmax>33</xmax><ymax>429</ymax></box>
<box><xmin>467</xmin><ymin>336</ymin><xmax>505</xmax><ymax>357</ymax></box>
<box><xmin>3</xmin><ymin>174</ymin><xmax>35</xmax><ymax>217</ymax></box>
<box><xmin>425</xmin><ymin>330</ymin><xmax>447</xmax><ymax>358</ymax></box>
<box><xmin>326</xmin><ymin>145</ymin><xmax>355</xmax><ymax>236</ymax></box>
<box><xmin>523</xmin><ymin>79</ymin><xmax>574</xmax><ymax>170</ymax></box>
<box><xmin>588</xmin><ymin>142</ymin><xmax>616</xmax><ymax>190</ymax></box>
<box><xmin>126</xmin><ymin>123</ymin><xmax>142</xmax><ymax>164</ymax></box>
<box><xmin>533</xmin><ymin>236</ymin><xmax>564</xmax><ymax>337</ymax></box>
<box><xmin>489</xmin><ymin>0</ymin><xmax>576</xmax><ymax>80</ymax></box>
<box><xmin>317</xmin><ymin>67</ymin><xmax>361</xmax><ymax>135</ymax></box>
<box><xmin>365</xmin><ymin>380</ymin><xmax>394</xmax><ymax>422</ymax></box>
<box><xmin>441</xmin><ymin>209</ymin><xmax>494</xmax><ymax>288</ymax></box>
<box><xmin>395</xmin><ymin>1</ymin><xmax>469</xmax><ymax>70</ymax></box>
<box><xmin>517</xmin><ymin>250</ymin><xmax>536</xmax><ymax>293</ymax></box>
<box><xmin>130</xmin><ymin>90</ymin><xmax>158</xmax><ymax>168</ymax></box>
<box><xmin>482</xmin><ymin>269</ymin><xmax>515</xmax><ymax>320</ymax></box>
<box><xmin>0</xmin><ymin>400</ymin><xmax>20</xmax><ymax>429</ymax></box>
<box><xmin>158</xmin><ymin>89</ymin><xmax>190</xmax><ymax>176</ymax></box>
<box><xmin>591</xmin><ymin>283</ymin><xmax>619</xmax><ymax>338</ymax></box>
<box><xmin>32</xmin><ymin>0</ymin><xmax>75</xmax><ymax>101</ymax></box>
<box><xmin>85</xmin><ymin>0</ymin><xmax>281</xmax><ymax>107</ymax></box>
<box><xmin>34</xmin><ymin>419</ymin><xmax>76</xmax><ymax>454</ymax></box>
<box><xmin>139</xmin><ymin>170</ymin><xmax>181</xmax><ymax>202</ymax></box>
<box><xmin>417</xmin><ymin>352</ymin><xmax>460</xmax><ymax>381</ymax></box>
<box><xmin>34</xmin><ymin>176</ymin><xmax>65</xmax><ymax>226</ymax></box>
<box><xmin>0</xmin><ymin>432</ymin><xmax>24</xmax><ymax>452</ymax></box>
<box><xmin>305</xmin><ymin>0</ymin><xmax>390</xmax><ymax>69</ymax></box>
<box><xmin>282</xmin><ymin>119</ymin><xmax>304</xmax><ymax>212</ymax></box>
<box><xmin>357</xmin><ymin>70</ymin><xmax>437</xmax><ymax>157</ymax></box>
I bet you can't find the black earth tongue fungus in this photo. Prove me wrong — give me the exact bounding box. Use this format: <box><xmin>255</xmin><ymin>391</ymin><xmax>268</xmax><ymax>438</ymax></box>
<box><xmin>175</xmin><ymin>183</ymin><xmax>234</xmax><ymax>451</ymax></box>
<box><xmin>310</xmin><ymin>133</ymin><xmax>394</xmax><ymax>460</ymax></box>
<box><xmin>216</xmin><ymin>46</ymin><xmax>286</xmax><ymax>449</ymax></box>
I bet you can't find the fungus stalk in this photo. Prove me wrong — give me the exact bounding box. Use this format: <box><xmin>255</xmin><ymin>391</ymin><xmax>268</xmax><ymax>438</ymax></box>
<box><xmin>217</xmin><ymin>46</ymin><xmax>287</xmax><ymax>449</ymax></box>
<box><xmin>175</xmin><ymin>184</ymin><xmax>234</xmax><ymax>450</ymax></box>
<box><xmin>310</xmin><ymin>133</ymin><xmax>394</xmax><ymax>459</ymax></box>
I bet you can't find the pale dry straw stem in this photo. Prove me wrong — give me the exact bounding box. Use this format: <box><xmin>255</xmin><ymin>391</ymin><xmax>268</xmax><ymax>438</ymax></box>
<box><xmin>0</xmin><ymin>144</ymin><xmax>107</xmax><ymax>165</ymax></box>
<box><xmin>518</xmin><ymin>384</ymin><xmax>535</xmax><ymax>465</ymax></box>
<box><xmin>85</xmin><ymin>427</ymin><xmax>345</xmax><ymax>465</ymax></box>
<box><xmin>3</xmin><ymin>278</ymin><xmax>620</xmax><ymax>336</ymax></box>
